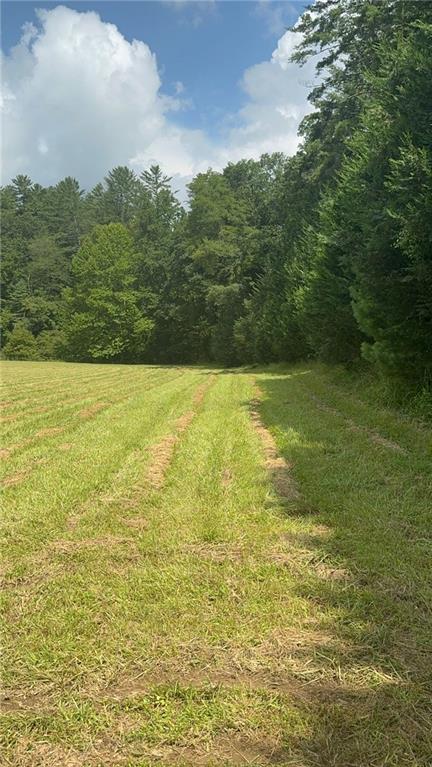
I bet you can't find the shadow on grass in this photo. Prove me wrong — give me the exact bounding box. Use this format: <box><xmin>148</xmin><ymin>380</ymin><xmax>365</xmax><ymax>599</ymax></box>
<box><xmin>253</xmin><ymin>373</ymin><xmax>432</xmax><ymax>766</ymax></box>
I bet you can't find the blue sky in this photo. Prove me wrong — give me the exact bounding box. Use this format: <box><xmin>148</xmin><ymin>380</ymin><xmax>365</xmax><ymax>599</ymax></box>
<box><xmin>1</xmin><ymin>1</ymin><xmax>314</xmax><ymax>192</ymax></box>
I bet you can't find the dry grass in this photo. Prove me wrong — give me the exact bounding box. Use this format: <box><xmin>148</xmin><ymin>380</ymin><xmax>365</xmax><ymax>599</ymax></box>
<box><xmin>146</xmin><ymin>376</ymin><xmax>214</xmax><ymax>490</ymax></box>
<box><xmin>249</xmin><ymin>391</ymin><xmax>301</xmax><ymax>505</ymax></box>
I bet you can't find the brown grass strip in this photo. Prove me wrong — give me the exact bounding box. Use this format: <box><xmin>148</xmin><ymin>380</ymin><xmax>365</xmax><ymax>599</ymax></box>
<box><xmin>8</xmin><ymin>741</ymin><xmax>83</xmax><ymax>767</ymax></box>
<box><xmin>146</xmin><ymin>376</ymin><xmax>215</xmax><ymax>491</ymax></box>
<box><xmin>147</xmin><ymin>434</ymin><xmax>179</xmax><ymax>490</ymax></box>
<box><xmin>250</xmin><ymin>385</ymin><xmax>301</xmax><ymax>503</ymax></box>
<box><xmin>49</xmin><ymin>535</ymin><xmax>135</xmax><ymax>554</ymax></box>
<box><xmin>78</xmin><ymin>402</ymin><xmax>109</xmax><ymax>419</ymax></box>
<box><xmin>1</xmin><ymin>456</ymin><xmax>46</xmax><ymax>488</ymax></box>
<box><xmin>0</xmin><ymin>413</ymin><xmax>18</xmax><ymax>423</ymax></box>
<box><xmin>2</xmin><ymin>469</ymin><xmax>31</xmax><ymax>487</ymax></box>
<box><xmin>182</xmin><ymin>541</ymin><xmax>244</xmax><ymax>563</ymax></box>
<box><xmin>35</xmin><ymin>426</ymin><xmax>64</xmax><ymax>438</ymax></box>
<box><xmin>192</xmin><ymin>380</ymin><xmax>211</xmax><ymax>407</ymax></box>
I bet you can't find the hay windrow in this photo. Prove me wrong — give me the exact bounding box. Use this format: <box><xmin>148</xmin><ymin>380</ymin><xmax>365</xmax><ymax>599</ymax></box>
<box><xmin>78</xmin><ymin>401</ymin><xmax>109</xmax><ymax>419</ymax></box>
<box><xmin>49</xmin><ymin>535</ymin><xmax>136</xmax><ymax>554</ymax></box>
<box><xmin>147</xmin><ymin>433</ymin><xmax>179</xmax><ymax>490</ymax></box>
<box><xmin>35</xmin><ymin>426</ymin><xmax>64</xmax><ymax>438</ymax></box>
<box><xmin>2</xmin><ymin>469</ymin><xmax>31</xmax><ymax>487</ymax></box>
<box><xmin>250</xmin><ymin>385</ymin><xmax>301</xmax><ymax>503</ymax></box>
<box><xmin>146</xmin><ymin>376</ymin><xmax>215</xmax><ymax>490</ymax></box>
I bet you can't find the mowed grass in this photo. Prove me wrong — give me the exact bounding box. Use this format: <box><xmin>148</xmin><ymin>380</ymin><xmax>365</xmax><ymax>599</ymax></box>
<box><xmin>1</xmin><ymin>361</ymin><xmax>431</xmax><ymax>766</ymax></box>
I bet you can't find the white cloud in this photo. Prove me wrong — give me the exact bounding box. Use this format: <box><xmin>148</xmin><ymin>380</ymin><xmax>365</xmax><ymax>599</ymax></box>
<box><xmin>1</xmin><ymin>5</ymin><xmax>316</xmax><ymax>197</ymax></box>
<box><xmin>1</xmin><ymin>6</ymin><xmax>172</xmax><ymax>186</ymax></box>
<box><xmin>216</xmin><ymin>29</ymin><xmax>317</xmax><ymax>166</ymax></box>
<box><xmin>254</xmin><ymin>1</ymin><xmax>298</xmax><ymax>37</ymax></box>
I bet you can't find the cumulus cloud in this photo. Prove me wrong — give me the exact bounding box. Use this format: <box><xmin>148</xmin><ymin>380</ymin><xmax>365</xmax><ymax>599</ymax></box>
<box><xmin>1</xmin><ymin>5</ymin><xmax>316</xmax><ymax>195</ymax></box>
<box><xmin>219</xmin><ymin>30</ymin><xmax>316</xmax><ymax>165</ymax></box>
<box><xmin>1</xmin><ymin>6</ymin><xmax>186</xmax><ymax>186</ymax></box>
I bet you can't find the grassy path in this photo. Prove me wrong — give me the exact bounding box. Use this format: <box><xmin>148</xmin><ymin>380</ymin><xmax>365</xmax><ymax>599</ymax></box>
<box><xmin>1</xmin><ymin>363</ymin><xmax>431</xmax><ymax>766</ymax></box>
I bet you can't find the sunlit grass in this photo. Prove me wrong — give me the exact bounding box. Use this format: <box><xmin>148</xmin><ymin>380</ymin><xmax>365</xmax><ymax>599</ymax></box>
<box><xmin>1</xmin><ymin>361</ymin><xmax>431</xmax><ymax>766</ymax></box>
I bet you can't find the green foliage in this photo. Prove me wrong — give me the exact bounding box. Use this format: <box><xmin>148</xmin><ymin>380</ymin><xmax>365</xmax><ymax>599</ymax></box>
<box><xmin>3</xmin><ymin>323</ymin><xmax>38</xmax><ymax>360</ymax></box>
<box><xmin>293</xmin><ymin>209</ymin><xmax>364</xmax><ymax>364</ymax></box>
<box><xmin>63</xmin><ymin>224</ymin><xmax>153</xmax><ymax>362</ymax></box>
<box><xmin>285</xmin><ymin>0</ymin><xmax>432</xmax><ymax>387</ymax></box>
<box><xmin>322</xmin><ymin>18</ymin><xmax>432</xmax><ymax>381</ymax></box>
<box><xmin>36</xmin><ymin>329</ymin><xmax>65</xmax><ymax>360</ymax></box>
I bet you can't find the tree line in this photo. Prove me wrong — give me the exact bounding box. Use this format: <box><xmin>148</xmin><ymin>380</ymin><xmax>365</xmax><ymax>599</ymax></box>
<box><xmin>2</xmin><ymin>0</ymin><xmax>431</xmax><ymax>394</ymax></box>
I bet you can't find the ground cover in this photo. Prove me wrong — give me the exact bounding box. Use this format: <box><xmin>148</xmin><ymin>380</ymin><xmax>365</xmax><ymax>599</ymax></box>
<box><xmin>1</xmin><ymin>361</ymin><xmax>431</xmax><ymax>766</ymax></box>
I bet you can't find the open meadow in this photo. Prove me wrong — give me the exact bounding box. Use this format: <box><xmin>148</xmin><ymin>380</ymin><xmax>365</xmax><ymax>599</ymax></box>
<box><xmin>1</xmin><ymin>361</ymin><xmax>432</xmax><ymax>766</ymax></box>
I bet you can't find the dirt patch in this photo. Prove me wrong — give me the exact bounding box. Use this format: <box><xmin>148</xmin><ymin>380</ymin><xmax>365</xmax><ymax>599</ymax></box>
<box><xmin>104</xmin><ymin>629</ymin><xmax>336</xmax><ymax>691</ymax></box>
<box><xmin>267</xmin><ymin>546</ymin><xmax>327</xmax><ymax>575</ymax></box>
<box><xmin>267</xmin><ymin>548</ymin><xmax>305</xmax><ymax>568</ymax></box>
<box><xmin>101</xmin><ymin>493</ymin><xmax>140</xmax><ymax>508</ymax></box>
<box><xmin>270</xmin><ymin>531</ymin><xmax>351</xmax><ymax>583</ymax></box>
<box><xmin>206</xmin><ymin>734</ymin><xmax>291</xmax><ymax>766</ymax></box>
<box><xmin>78</xmin><ymin>402</ymin><xmax>109</xmax><ymax>419</ymax></box>
<box><xmin>245</xmin><ymin>627</ymin><xmax>338</xmax><ymax>676</ymax></box>
<box><xmin>2</xmin><ymin>457</ymin><xmax>46</xmax><ymax>487</ymax></box>
<box><xmin>250</xmin><ymin>387</ymin><xmax>301</xmax><ymax>503</ymax></box>
<box><xmin>98</xmin><ymin>666</ymin><xmax>303</xmax><ymax>704</ymax></box>
<box><xmin>1</xmin><ymin>691</ymin><xmax>52</xmax><ymax>714</ymax></box>
<box><xmin>3</xmin><ymin>437</ymin><xmax>32</xmax><ymax>454</ymax></box>
<box><xmin>308</xmin><ymin>393</ymin><xmax>341</xmax><ymax>417</ymax></box>
<box><xmin>115</xmin><ymin>734</ymin><xmax>292</xmax><ymax>766</ymax></box>
<box><xmin>315</xmin><ymin>563</ymin><xmax>350</xmax><ymax>582</ymax></box>
<box><xmin>8</xmin><ymin>554</ymin><xmax>83</xmax><ymax>597</ymax></box>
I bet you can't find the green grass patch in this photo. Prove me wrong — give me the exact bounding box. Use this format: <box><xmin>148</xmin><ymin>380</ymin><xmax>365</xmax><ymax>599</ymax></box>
<box><xmin>1</xmin><ymin>361</ymin><xmax>431</xmax><ymax>766</ymax></box>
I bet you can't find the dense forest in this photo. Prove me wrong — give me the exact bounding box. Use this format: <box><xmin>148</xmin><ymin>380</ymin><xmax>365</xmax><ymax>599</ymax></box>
<box><xmin>2</xmin><ymin>1</ymin><xmax>431</xmax><ymax>397</ymax></box>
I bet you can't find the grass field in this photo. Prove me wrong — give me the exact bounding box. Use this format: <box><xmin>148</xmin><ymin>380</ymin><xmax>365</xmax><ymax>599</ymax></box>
<box><xmin>1</xmin><ymin>361</ymin><xmax>431</xmax><ymax>766</ymax></box>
